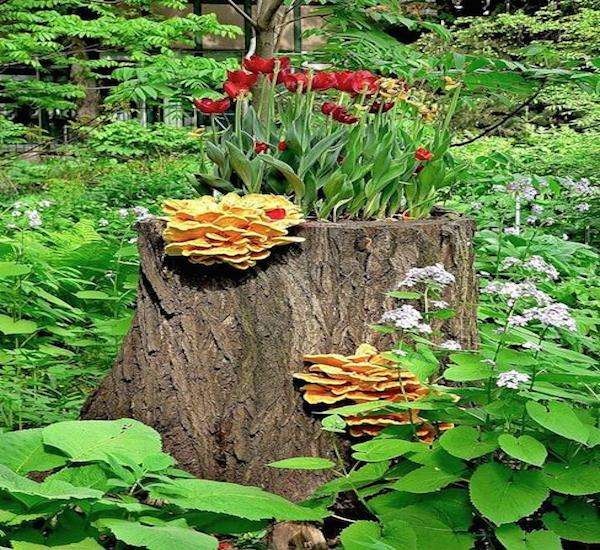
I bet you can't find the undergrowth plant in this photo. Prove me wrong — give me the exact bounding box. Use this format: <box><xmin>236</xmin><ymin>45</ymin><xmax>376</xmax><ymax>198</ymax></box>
<box><xmin>291</xmin><ymin>226</ymin><xmax>599</xmax><ymax>548</ymax></box>
<box><xmin>0</xmin><ymin>418</ymin><xmax>325</xmax><ymax>548</ymax></box>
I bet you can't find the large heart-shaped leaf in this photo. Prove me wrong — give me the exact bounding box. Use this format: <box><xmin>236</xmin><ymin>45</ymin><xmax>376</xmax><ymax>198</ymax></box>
<box><xmin>0</xmin><ymin>428</ymin><xmax>67</xmax><ymax>474</ymax></box>
<box><xmin>526</xmin><ymin>401</ymin><xmax>589</xmax><ymax>444</ymax></box>
<box><xmin>440</xmin><ymin>426</ymin><xmax>498</xmax><ymax>460</ymax></box>
<box><xmin>498</xmin><ymin>434</ymin><xmax>547</xmax><ymax>466</ymax></box>
<box><xmin>495</xmin><ymin>524</ymin><xmax>561</xmax><ymax>550</ymax></box>
<box><xmin>469</xmin><ymin>463</ymin><xmax>549</xmax><ymax>525</ymax></box>
<box><xmin>542</xmin><ymin>462</ymin><xmax>600</xmax><ymax>495</ymax></box>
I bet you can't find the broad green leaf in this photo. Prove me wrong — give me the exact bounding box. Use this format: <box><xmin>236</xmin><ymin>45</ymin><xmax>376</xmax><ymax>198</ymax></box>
<box><xmin>469</xmin><ymin>463</ymin><xmax>549</xmax><ymax>525</ymax></box>
<box><xmin>268</xmin><ymin>457</ymin><xmax>335</xmax><ymax>470</ymax></box>
<box><xmin>47</xmin><ymin>464</ymin><xmax>110</xmax><ymax>491</ymax></box>
<box><xmin>11</xmin><ymin>540</ymin><xmax>102</xmax><ymax>550</ymax></box>
<box><xmin>392</xmin><ymin>504</ymin><xmax>474</xmax><ymax>550</ymax></box>
<box><xmin>42</xmin><ymin>419</ymin><xmax>162</xmax><ymax>464</ymax></box>
<box><xmin>497</xmin><ymin>434</ymin><xmax>547</xmax><ymax>466</ymax></box>
<box><xmin>74</xmin><ymin>290</ymin><xmax>112</xmax><ymax>300</ymax></box>
<box><xmin>542</xmin><ymin>463</ymin><xmax>600</xmax><ymax>495</ymax></box>
<box><xmin>0</xmin><ymin>464</ymin><xmax>103</xmax><ymax>502</ymax></box>
<box><xmin>352</xmin><ymin>439</ymin><xmax>426</xmax><ymax>462</ymax></box>
<box><xmin>260</xmin><ymin>155</ymin><xmax>305</xmax><ymax>197</ymax></box>
<box><xmin>148</xmin><ymin>478</ymin><xmax>326</xmax><ymax>521</ymax></box>
<box><xmin>526</xmin><ymin>401</ymin><xmax>589</xmax><ymax>444</ymax></box>
<box><xmin>0</xmin><ymin>314</ymin><xmax>37</xmax><ymax>335</ymax></box>
<box><xmin>542</xmin><ymin>499</ymin><xmax>600</xmax><ymax>543</ymax></box>
<box><xmin>0</xmin><ymin>261</ymin><xmax>31</xmax><ymax>278</ymax></box>
<box><xmin>97</xmin><ymin>518</ymin><xmax>217</xmax><ymax>550</ymax></box>
<box><xmin>321</xmin><ymin>414</ymin><xmax>346</xmax><ymax>433</ymax></box>
<box><xmin>392</xmin><ymin>465</ymin><xmax>462</xmax><ymax>493</ymax></box>
<box><xmin>443</xmin><ymin>363</ymin><xmax>493</xmax><ymax>381</ymax></box>
<box><xmin>439</xmin><ymin>426</ymin><xmax>498</xmax><ymax>460</ymax></box>
<box><xmin>340</xmin><ymin>519</ymin><xmax>415</xmax><ymax>550</ymax></box>
<box><xmin>387</xmin><ymin>291</ymin><xmax>422</xmax><ymax>300</ymax></box>
<box><xmin>495</xmin><ymin>524</ymin><xmax>561</xmax><ymax>550</ymax></box>
<box><xmin>315</xmin><ymin>462</ymin><xmax>389</xmax><ymax>497</ymax></box>
<box><xmin>0</xmin><ymin>428</ymin><xmax>67</xmax><ymax>474</ymax></box>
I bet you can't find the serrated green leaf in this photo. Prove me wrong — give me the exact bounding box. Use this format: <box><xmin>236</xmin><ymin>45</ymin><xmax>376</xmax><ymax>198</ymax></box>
<box><xmin>352</xmin><ymin>439</ymin><xmax>426</xmax><ymax>462</ymax></box>
<box><xmin>0</xmin><ymin>428</ymin><xmax>68</xmax><ymax>474</ymax></box>
<box><xmin>495</xmin><ymin>524</ymin><xmax>561</xmax><ymax>550</ymax></box>
<box><xmin>392</xmin><ymin>465</ymin><xmax>462</xmax><ymax>494</ymax></box>
<box><xmin>542</xmin><ymin>499</ymin><xmax>600</xmax><ymax>543</ymax></box>
<box><xmin>148</xmin><ymin>478</ymin><xmax>325</xmax><ymax>521</ymax></box>
<box><xmin>469</xmin><ymin>463</ymin><xmax>549</xmax><ymax>525</ymax></box>
<box><xmin>97</xmin><ymin>518</ymin><xmax>217</xmax><ymax>550</ymax></box>
<box><xmin>340</xmin><ymin>519</ymin><xmax>414</xmax><ymax>550</ymax></box>
<box><xmin>268</xmin><ymin>457</ymin><xmax>335</xmax><ymax>470</ymax></box>
<box><xmin>42</xmin><ymin>419</ymin><xmax>162</xmax><ymax>465</ymax></box>
<box><xmin>542</xmin><ymin>463</ymin><xmax>600</xmax><ymax>495</ymax></box>
<box><xmin>498</xmin><ymin>434</ymin><xmax>547</xmax><ymax>466</ymax></box>
<box><xmin>526</xmin><ymin>401</ymin><xmax>589</xmax><ymax>444</ymax></box>
<box><xmin>439</xmin><ymin>426</ymin><xmax>498</xmax><ymax>460</ymax></box>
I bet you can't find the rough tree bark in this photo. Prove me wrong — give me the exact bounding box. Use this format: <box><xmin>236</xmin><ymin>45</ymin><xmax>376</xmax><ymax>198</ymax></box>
<box><xmin>82</xmin><ymin>215</ymin><xmax>477</xmax><ymax>500</ymax></box>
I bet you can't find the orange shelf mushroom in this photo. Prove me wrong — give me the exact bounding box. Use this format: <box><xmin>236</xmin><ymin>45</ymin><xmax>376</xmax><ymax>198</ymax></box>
<box><xmin>294</xmin><ymin>343</ymin><xmax>453</xmax><ymax>443</ymax></box>
<box><xmin>162</xmin><ymin>193</ymin><xmax>304</xmax><ymax>270</ymax></box>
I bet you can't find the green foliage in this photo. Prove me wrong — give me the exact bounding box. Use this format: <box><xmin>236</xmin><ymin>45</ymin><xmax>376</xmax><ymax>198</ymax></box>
<box><xmin>81</xmin><ymin>120</ymin><xmax>205</xmax><ymax>159</ymax></box>
<box><xmin>0</xmin><ymin>419</ymin><xmax>321</xmax><ymax>548</ymax></box>
<box><xmin>0</xmin><ymin>0</ymin><xmax>241</xmax><ymax>117</ymax></box>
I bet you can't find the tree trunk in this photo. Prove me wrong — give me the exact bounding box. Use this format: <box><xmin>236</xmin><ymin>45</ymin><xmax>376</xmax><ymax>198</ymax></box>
<box><xmin>82</xmin><ymin>214</ymin><xmax>477</xmax><ymax>500</ymax></box>
<box><xmin>70</xmin><ymin>37</ymin><xmax>100</xmax><ymax>122</ymax></box>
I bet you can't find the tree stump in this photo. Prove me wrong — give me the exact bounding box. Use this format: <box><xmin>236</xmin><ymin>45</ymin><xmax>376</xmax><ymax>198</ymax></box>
<box><xmin>82</xmin><ymin>214</ymin><xmax>477</xmax><ymax>500</ymax></box>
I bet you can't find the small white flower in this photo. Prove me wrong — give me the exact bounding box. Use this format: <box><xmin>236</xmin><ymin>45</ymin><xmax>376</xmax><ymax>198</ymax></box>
<box><xmin>98</xmin><ymin>218</ymin><xmax>109</xmax><ymax>227</ymax></box>
<box><xmin>497</xmin><ymin>370</ymin><xmax>530</xmax><ymax>389</ymax></box>
<box><xmin>399</xmin><ymin>263</ymin><xmax>455</xmax><ymax>287</ymax></box>
<box><xmin>562</xmin><ymin>234</ymin><xmax>569</xmax><ymax>241</ymax></box>
<box><xmin>472</xmin><ymin>202</ymin><xmax>482</xmax><ymax>210</ymax></box>
<box><xmin>531</xmin><ymin>204</ymin><xmax>544</xmax><ymax>214</ymax></box>
<box><xmin>521</xmin><ymin>341</ymin><xmax>542</xmax><ymax>351</ymax></box>
<box><xmin>526</xmin><ymin>216</ymin><xmax>537</xmax><ymax>224</ymax></box>
<box><xmin>13</xmin><ymin>201</ymin><xmax>23</xmax><ymax>209</ymax></box>
<box><xmin>11</xmin><ymin>210</ymin><xmax>22</xmax><ymax>217</ymax></box>
<box><xmin>522</xmin><ymin>256</ymin><xmax>559</xmax><ymax>280</ymax></box>
<box><xmin>417</xmin><ymin>323</ymin><xmax>432</xmax><ymax>334</ymax></box>
<box><xmin>393</xmin><ymin>348</ymin><xmax>407</xmax><ymax>357</ymax></box>
<box><xmin>128</xmin><ymin>237</ymin><xmax>137</xmax><ymax>244</ymax></box>
<box><xmin>39</xmin><ymin>199</ymin><xmax>52</xmax><ymax>208</ymax></box>
<box><xmin>118</xmin><ymin>208</ymin><xmax>129</xmax><ymax>218</ymax></box>
<box><xmin>7</xmin><ymin>223</ymin><xmax>17</xmax><ymax>229</ymax></box>
<box><xmin>482</xmin><ymin>281</ymin><xmax>552</xmax><ymax>306</ymax></box>
<box><xmin>504</xmin><ymin>227</ymin><xmax>519</xmax><ymax>235</ymax></box>
<box><xmin>513</xmin><ymin>303</ymin><xmax>577</xmax><ymax>332</ymax></box>
<box><xmin>483</xmin><ymin>359</ymin><xmax>496</xmax><ymax>365</ymax></box>
<box><xmin>431</xmin><ymin>300</ymin><xmax>449</xmax><ymax>309</ymax></box>
<box><xmin>544</xmin><ymin>218</ymin><xmax>555</xmax><ymax>226</ymax></box>
<box><xmin>500</xmin><ymin>257</ymin><xmax>521</xmax><ymax>269</ymax></box>
<box><xmin>105</xmin><ymin>271</ymin><xmax>115</xmax><ymax>279</ymax></box>
<box><xmin>575</xmin><ymin>203</ymin><xmax>590</xmax><ymax>212</ymax></box>
<box><xmin>439</xmin><ymin>340</ymin><xmax>461</xmax><ymax>350</ymax></box>
<box><xmin>381</xmin><ymin>305</ymin><xmax>422</xmax><ymax>330</ymax></box>
<box><xmin>25</xmin><ymin>209</ymin><xmax>42</xmax><ymax>229</ymax></box>
<box><xmin>132</xmin><ymin>206</ymin><xmax>150</xmax><ymax>220</ymax></box>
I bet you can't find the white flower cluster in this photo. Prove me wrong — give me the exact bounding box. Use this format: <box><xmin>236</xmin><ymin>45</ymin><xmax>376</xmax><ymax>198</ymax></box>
<box><xmin>521</xmin><ymin>341</ymin><xmax>542</xmax><ymax>351</ymax></box>
<box><xmin>561</xmin><ymin>177</ymin><xmax>598</xmax><ymax>196</ymax></box>
<box><xmin>482</xmin><ymin>281</ymin><xmax>552</xmax><ymax>306</ymax></box>
<box><xmin>25</xmin><ymin>209</ymin><xmax>42</xmax><ymax>229</ymax></box>
<box><xmin>117</xmin><ymin>206</ymin><xmax>151</xmax><ymax>221</ymax></box>
<box><xmin>497</xmin><ymin>370</ymin><xmax>530</xmax><ymax>389</ymax></box>
<box><xmin>575</xmin><ymin>203</ymin><xmax>590</xmax><ymax>213</ymax></box>
<box><xmin>504</xmin><ymin>227</ymin><xmax>519</xmax><ymax>235</ymax></box>
<box><xmin>531</xmin><ymin>204</ymin><xmax>544</xmax><ymax>214</ymax></box>
<box><xmin>399</xmin><ymin>263</ymin><xmax>455</xmax><ymax>287</ymax></box>
<box><xmin>439</xmin><ymin>340</ymin><xmax>462</xmax><ymax>350</ymax></box>
<box><xmin>500</xmin><ymin>255</ymin><xmax>559</xmax><ymax>280</ymax></box>
<box><xmin>431</xmin><ymin>300</ymin><xmax>449</xmax><ymax>309</ymax></box>
<box><xmin>380</xmin><ymin>305</ymin><xmax>432</xmax><ymax>334</ymax></box>
<box><xmin>506</xmin><ymin>176</ymin><xmax>537</xmax><ymax>201</ymax></box>
<box><xmin>508</xmin><ymin>303</ymin><xmax>577</xmax><ymax>332</ymax></box>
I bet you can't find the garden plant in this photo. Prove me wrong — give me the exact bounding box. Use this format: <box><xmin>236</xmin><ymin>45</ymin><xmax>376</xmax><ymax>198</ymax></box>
<box><xmin>0</xmin><ymin>0</ymin><xmax>598</xmax><ymax>549</ymax></box>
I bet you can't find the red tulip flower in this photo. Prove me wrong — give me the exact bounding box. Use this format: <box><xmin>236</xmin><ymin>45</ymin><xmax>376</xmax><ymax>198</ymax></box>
<box><xmin>243</xmin><ymin>55</ymin><xmax>276</xmax><ymax>74</ymax></box>
<box><xmin>223</xmin><ymin>81</ymin><xmax>246</xmax><ymax>99</ymax></box>
<box><xmin>369</xmin><ymin>101</ymin><xmax>394</xmax><ymax>114</ymax></box>
<box><xmin>415</xmin><ymin>147</ymin><xmax>433</xmax><ymax>162</ymax></box>
<box><xmin>283</xmin><ymin>72</ymin><xmax>309</xmax><ymax>92</ymax></box>
<box><xmin>254</xmin><ymin>141</ymin><xmax>269</xmax><ymax>154</ymax></box>
<box><xmin>349</xmin><ymin>70</ymin><xmax>379</xmax><ymax>95</ymax></box>
<box><xmin>277</xmin><ymin>140</ymin><xmax>287</xmax><ymax>152</ymax></box>
<box><xmin>193</xmin><ymin>97</ymin><xmax>230</xmax><ymax>114</ymax></box>
<box><xmin>332</xmin><ymin>105</ymin><xmax>359</xmax><ymax>124</ymax></box>
<box><xmin>311</xmin><ymin>71</ymin><xmax>338</xmax><ymax>91</ymax></box>
<box><xmin>276</xmin><ymin>57</ymin><xmax>291</xmax><ymax>71</ymax></box>
<box><xmin>227</xmin><ymin>70</ymin><xmax>258</xmax><ymax>88</ymax></box>
<box><xmin>321</xmin><ymin>101</ymin><xmax>337</xmax><ymax>115</ymax></box>
<box><xmin>265</xmin><ymin>208</ymin><xmax>286</xmax><ymax>220</ymax></box>
<box><xmin>334</xmin><ymin>71</ymin><xmax>355</xmax><ymax>93</ymax></box>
